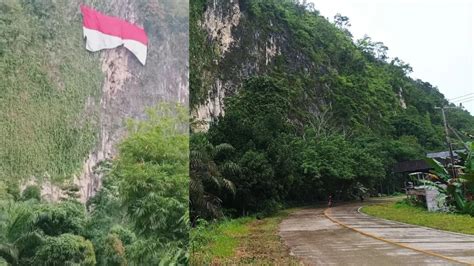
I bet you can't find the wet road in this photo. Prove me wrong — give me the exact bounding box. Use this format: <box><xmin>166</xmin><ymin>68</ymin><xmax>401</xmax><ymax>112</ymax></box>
<box><xmin>279</xmin><ymin>200</ymin><xmax>474</xmax><ymax>265</ymax></box>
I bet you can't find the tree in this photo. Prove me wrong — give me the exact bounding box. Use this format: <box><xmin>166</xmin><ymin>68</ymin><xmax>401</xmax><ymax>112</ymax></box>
<box><xmin>334</xmin><ymin>13</ymin><xmax>352</xmax><ymax>37</ymax></box>
<box><xmin>190</xmin><ymin>133</ymin><xmax>236</xmax><ymax>222</ymax></box>
<box><xmin>34</xmin><ymin>200</ymin><xmax>86</xmax><ymax>236</ymax></box>
<box><xmin>206</xmin><ymin>77</ymin><xmax>298</xmax><ymax>213</ymax></box>
<box><xmin>0</xmin><ymin>201</ymin><xmax>42</xmax><ymax>265</ymax></box>
<box><xmin>189</xmin><ymin>0</ymin><xmax>474</xmax><ymax>220</ymax></box>
<box><xmin>34</xmin><ymin>234</ymin><xmax>96</xmax><ymax>266</ymax></box>
<box><xmin>114</xmin><ymin>104</ymin><xmax>189</xmax><ymax>263</ymax></box>
<box><xmin>356</xmin><ymin>35</ymin><xmax>389</xmax><ymax>60</ymax></box>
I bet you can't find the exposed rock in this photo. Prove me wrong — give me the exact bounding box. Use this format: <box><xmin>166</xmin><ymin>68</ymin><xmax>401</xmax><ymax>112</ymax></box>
<box><xmin>74</xmin><ymin>1</ymin><xmax>187</xmax><ymax>202</ymax></box>
<box><xmin>204</xmin><ymin>0</ymin><xmax>241</xmax><ymax>55</ymax></box>
<box><xmin>398</xmin><ymin>87</ymin><xmax>407</xmax><ymax>109</ymax></box>
<box><xmin>192</xmin><ymin>1</ymin><xmax>298</xmax><ymax>129</ymax></box>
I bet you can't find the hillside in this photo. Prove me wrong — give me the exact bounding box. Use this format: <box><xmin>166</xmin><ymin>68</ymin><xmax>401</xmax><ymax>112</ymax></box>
<box><xmin>190</xmin><ymin>0</ymin><xmax>474</xmax><ymax>218</ymax></box>
<box><xmin>191</xmin><ymin>0</ymin><xmax>473</xmax><ymax>137</ymax></box>
<box><xmin>0</xmin><ymin>0</ymin><xmax>188</xmax><ymax>201</ymax></box>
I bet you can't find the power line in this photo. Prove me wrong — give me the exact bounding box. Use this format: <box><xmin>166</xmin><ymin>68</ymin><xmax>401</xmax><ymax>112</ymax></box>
<box><xmin>451</xmin><ymin>96</ymin><xmax>474</xmax><ymax>103</ymax></box>
<box><xmin>448</xmin><ymin>125</ymin><xmax>470</xmax><ymax>150</ymax></box>
<box><xmin>448</xmin><ymin>93</ymin><xmax>474</xmax><ymax>101</ymax></box>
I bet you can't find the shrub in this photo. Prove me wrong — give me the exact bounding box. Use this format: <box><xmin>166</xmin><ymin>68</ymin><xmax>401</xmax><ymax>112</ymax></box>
<box><xmin>21</xmin><ymin>185</ymin><xmax>41</xmax><ymax>201</ymax></box>
<box><xmin>100</xmin><ymin>234</ymin><xmax>127</xmax><ymax>266</ymax></box>
<box><xmin>34</xmin><ymin>234</ymin><xmax>96</xmax><ymax>266</ymax></box>
<box><xmin>34</xmin><ymin>200</ymin><xmax>86</xmax><ymax>236</ymax></box>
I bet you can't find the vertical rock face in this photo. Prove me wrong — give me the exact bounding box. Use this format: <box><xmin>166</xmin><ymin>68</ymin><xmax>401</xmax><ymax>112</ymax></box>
<box><xmin>75</xmin><ymin>47</ymin><xmax>131</xmax><ymax>202</ymax></box>
<box><xmin>204</xmin><ymin>0</ymin><xmax>241</xmax><ymax>55</ymax></box>
<box><xmin>191</xmin><ymin>0</ymin><xmax>312</xmax><ymax>129</ymax></box>
<box><xmin>72</xmin><ymin>0</ymin><xmax>188</xmax><ymax>202</ymax></box>
<box><xmin>192</xmin><ymin>0</ymin><xmax>241</xmax><ymax>130</ymax></box>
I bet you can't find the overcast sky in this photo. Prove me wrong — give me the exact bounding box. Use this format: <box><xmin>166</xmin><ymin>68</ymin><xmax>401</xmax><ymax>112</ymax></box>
<box><xmin>308</xmin><ymin>0</ymin><xmax>474</xmax><ymax>115</ymax></box>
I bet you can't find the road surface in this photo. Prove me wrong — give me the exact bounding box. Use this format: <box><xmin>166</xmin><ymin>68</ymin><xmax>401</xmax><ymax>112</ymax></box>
<box><xmin>279</xmin><ymin>199</ymin><xmax>474</xmax><ymax>265</ymax></box>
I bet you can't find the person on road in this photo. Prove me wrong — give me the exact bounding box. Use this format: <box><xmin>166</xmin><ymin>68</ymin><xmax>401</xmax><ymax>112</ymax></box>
<box><xmin>328</xmin><ymin>194</ymin><xmax>333</xmax><ymax>208</ymax></box>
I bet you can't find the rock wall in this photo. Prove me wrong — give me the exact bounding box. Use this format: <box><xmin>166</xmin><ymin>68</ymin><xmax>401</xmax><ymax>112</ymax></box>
<box><xmin>75</xmin><ymin>0</ymin><xmax>188</xmax><ymax>202</ymax></box>
<box><xmin>28</xmin><ymin>0</ymin><xmax>188</xmax><ymax>202</ymax></box>
<box><xmin>191</xmin><ymin>0</ymin><xmax>312</xmax><ymax>129</ymax></box>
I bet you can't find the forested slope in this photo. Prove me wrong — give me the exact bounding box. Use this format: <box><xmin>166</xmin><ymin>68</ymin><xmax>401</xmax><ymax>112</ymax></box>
<box><xmin>190</xmin><ymin>0</ymin><xmax>474</xmax><ymax>219</ymax></box>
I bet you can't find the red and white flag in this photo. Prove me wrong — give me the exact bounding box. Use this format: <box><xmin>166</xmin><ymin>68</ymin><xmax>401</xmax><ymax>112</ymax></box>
<box><xmin>80</xmin><ymin>5</ymin><xmax>148</xmax><ymax>65</ymax></box>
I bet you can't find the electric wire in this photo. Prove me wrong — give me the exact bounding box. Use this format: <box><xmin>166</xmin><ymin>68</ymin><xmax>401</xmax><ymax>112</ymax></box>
<box><xmin>448</xmin><ymin>93</ymin><xmax>474</xmax><ymax>101</ymax></box>
<box><xmin>450</xmin><ymin>96</ymin><xmax>474</xmax><ymax>103</ymax></box>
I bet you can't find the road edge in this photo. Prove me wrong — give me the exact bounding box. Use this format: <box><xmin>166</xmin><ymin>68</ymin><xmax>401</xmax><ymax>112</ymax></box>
<box><xmin>324</xmin><ymin>208</ymin><xmax>470</xmax><ymax>265</ymax></box>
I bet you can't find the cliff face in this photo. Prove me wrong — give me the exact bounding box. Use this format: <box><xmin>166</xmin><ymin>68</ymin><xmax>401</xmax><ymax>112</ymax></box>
<box><xmin>74</xmin><ymin>0</ymin><xmax>188</xmax><ymax>202</ymax></box>
<box><xmin>190</xmin><ymin>0</ymin><xmax>474</xmax><ymax>152</ymax></box>
<box><xmin>193</xmin><ymin>0</ymin><xmax>241</xmax><ymax>123</ymax></box>
<box><xmin>192</xmin><ymin>0</ymin><xmax>325</xmax><ymax>129</ymax></box>
<box><xmin>1</xmin><ymin>0</ymin><xmax>187</xmax><ymax>202</ymax></box>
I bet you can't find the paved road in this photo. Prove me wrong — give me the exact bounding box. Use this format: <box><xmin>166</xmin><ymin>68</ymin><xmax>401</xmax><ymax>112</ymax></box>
<box><xmin>279</xmin><ymin>200</ymin><xmax>474</xmax><ymax>265</ymax></box>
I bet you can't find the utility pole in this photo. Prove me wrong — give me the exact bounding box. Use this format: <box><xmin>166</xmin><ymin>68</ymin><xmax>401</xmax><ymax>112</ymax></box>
<box><xmin>435</xmin><ymin>106</ymin><xmax>457</xmax><ymax>178</ymax></box>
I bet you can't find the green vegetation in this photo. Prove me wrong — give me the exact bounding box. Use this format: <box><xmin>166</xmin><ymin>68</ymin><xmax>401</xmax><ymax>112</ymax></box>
<box><xmin>191</xmin><ymin>210</ymin><xmax>299</xmax><ymax>265</ymax></box>
<box><xmin>362</xmin><ymin>201</ymin><xmax>474</xmax><ymax>235</ymax></box>
<box><xmin>190</xmin><ymin>0</ymin><xmax>474</xmax><ymax>222</ymax></box>
<box><xmin>20</xmin><ymin>186</ymin><xmax>41</xmax><ymax>202</ymax></box>
<box><xmin>0</xmin><ymin>0</ymin><xmax>189</xmax><ymax>184</ymax></box>
<box><xmin>189</xmin><ymin>1</ymin><xmax>474</xmax><ymax>262</ymax></box>
<box><xmin>1</xmin><ymin>1</ymin><xmax>189</xmax><ymax>264</ymax></box>
<box><xmin>192</xmin><ymin>217</ymin><xmax>251</xmax><ymax>260</ymax></box>
<box><xmin>86</xmin><ymin>104</ymin><xmax>189</xmax><ymax>265</ymax></box>
<box><xmin>419</xmin><ymin>142</ymin><xmax>474</xmax><ymax>215</ymax></box>
<box><xmin>0</xmin><ymin>0</ymin><xmax>103</xmax><ymax>182</ymax></box>
<box><xmin>190</xmin><ymin>133</ymin><xmax>237</xmax><ymax>221</ymax></box>
<box><xmin>189</xmin><ymin>0</ymin><xmax>218</xmax><ymax>107</ymax></box>
<box><xmin>0</xmin><ymin>104</ymin><xmax>189</xmax><ymax>265</ymax></box>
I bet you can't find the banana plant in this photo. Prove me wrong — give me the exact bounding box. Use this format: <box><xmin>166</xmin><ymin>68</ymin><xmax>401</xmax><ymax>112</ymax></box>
<box><xmin>425</xmin><ymin>142</ymin><xmax>473</xmax><ymax>213</ymax></box>
<box><xmin>458</xmin><ymin>142</ymin><xmax>474</xmax><ymax>183</ymax></box>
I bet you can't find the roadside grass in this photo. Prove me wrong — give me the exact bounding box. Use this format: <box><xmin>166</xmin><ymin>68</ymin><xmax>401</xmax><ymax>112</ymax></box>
<box><xmin>362</xmin><ymin>201</ymin><xmax>474</xmax><ymax>235</ymax></box>
<box><xmin>190</xmin><ymin>209</ymin><xmax>301</xmax><ymax>265</ymax></box>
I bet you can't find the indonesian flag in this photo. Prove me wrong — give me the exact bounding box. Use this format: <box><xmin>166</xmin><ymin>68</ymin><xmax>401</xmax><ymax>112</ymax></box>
<box><xmin>80</xmin><ymin>5</ymin><xmax>148</xmax><ymax>65</ymax></box>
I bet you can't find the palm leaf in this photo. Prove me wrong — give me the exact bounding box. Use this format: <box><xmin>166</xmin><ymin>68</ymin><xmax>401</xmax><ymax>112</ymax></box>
<box><xmin>0</xmin><ymin>243</ymin><xmax>18</xmax><ymax>265</ymax></box>
<box><xmin>213</xmin><ymin>143</ymin><xmax>235</xmax><ymax>157</ymax></box>
<box><xmin>221</xmin><ymin>178</ymin><xmax>236</xmax><ymax>196</ymax></box>
<box><xmin>14</xmin><ymin>231</ymin><xmax>44</xmax><ymax>259</ymax></box>
<box><xmin>425</xmin><ymin>158</ymin><xmax>450</xmax><ymax>181</ymax></box>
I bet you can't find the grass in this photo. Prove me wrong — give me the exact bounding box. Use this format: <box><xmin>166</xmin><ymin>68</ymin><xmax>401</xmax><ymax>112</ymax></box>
<box><xmin>190</xmin><ymin>210</ymin><xmax>301</xmax><ymax>265</ymax></box>
<box><xmin>362</xmin><ymin>201</ymin><xmax>474</xmax><ymax>235</ymax></box>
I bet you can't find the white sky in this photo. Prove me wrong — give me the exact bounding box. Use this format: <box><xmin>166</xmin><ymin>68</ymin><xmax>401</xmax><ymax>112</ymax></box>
<box><xmin>308</xmin><ymin>0</ymin><xmax>474</xmax><ymax>114</ymax></box>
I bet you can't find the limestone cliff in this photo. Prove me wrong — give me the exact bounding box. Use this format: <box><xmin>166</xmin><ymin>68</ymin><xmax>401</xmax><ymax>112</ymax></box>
<box><xmin>1</xmin><ymin>0</ymin><xmax>187</xmax><ymax>202</ymax></box>
<box><xmin>191</xmin><ymin>0</ymin><xmax>319</xmax><ymax>130</ymax></box>
<box><xmin>73</xmin><ymin>0</ymin><xmax>188</xmax><ymax>202</ymax></box>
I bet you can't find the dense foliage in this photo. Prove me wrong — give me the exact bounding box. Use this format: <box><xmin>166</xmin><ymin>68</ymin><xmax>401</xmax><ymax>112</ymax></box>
<box><xmin>0</xmin><ymin>0</ymin><xmax>189</xmax><ymax>184</ymax></box>
<box><xmin>190</xmin><ymin>0</ymin><xmax>474</xmax><ymax>219</ymax></box>
<box><xmin>0</xmin><ymin>0</ymin><xmax>103</xmax><ymax>182</ymax></box>
<box><xmin>1</xmin><ymin>0</ymin><xmax>189</xmax><ymax>264</ymax></box>
<box><xmin>421</xmin><ymin>142</ymin><xmax>474</xmax><ymax>214</ymax></box>
<box><xmin>0</xmin><ymin>104</ymin><xmax>189</xmax><ymax>265</ymax></box>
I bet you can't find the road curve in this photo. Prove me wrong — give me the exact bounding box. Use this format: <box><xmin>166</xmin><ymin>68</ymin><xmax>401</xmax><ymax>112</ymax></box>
<box><xmin>279</xmin><ymin>200</ymin><xmax>474</xmax><ymax>265</ymax></box>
